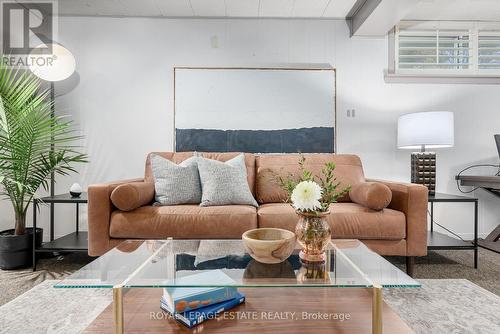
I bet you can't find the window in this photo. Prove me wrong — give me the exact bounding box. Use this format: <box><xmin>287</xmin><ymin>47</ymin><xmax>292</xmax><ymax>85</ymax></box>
<box><xmin>478</xmin><ymin>30</ymin><xmax>500</xmax><ymax>70</ymax></box>
<box><xmin>394</xmin><ymin>21</ymin><xmax>500</xmax><ymax>75</ymax></box>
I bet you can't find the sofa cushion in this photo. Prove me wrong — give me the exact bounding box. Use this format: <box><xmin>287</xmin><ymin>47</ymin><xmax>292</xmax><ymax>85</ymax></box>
<box><xmin>198</xmin><ymin>154</ymin><xmax>258</xmax><ymax>207</ymax></box>
<box><xmin>150</xmin><ymin>154</ymin><xmax>202</xmax><ymax>205</ymax></box>
<box><xmin>110</xmin><ymin>182</ymin><xmax>155</xmax><ymax>211</ymax></box>
<box><xmin>257</xmin><ymin>203</ymin><xmax>405</xmax><ymax>240</ymax></box>
<box><xmin>349</xmin><ymin>182</ymin><xmax>392</xmax><ymax>211</ymax></box>
<box><xmin>109</xmin><ymin>205</ymin><xmax>257</xmax><ymax>239</ymax></box>
<box><xmin>144</xmin><ymin>152</ymin><xmax>256</xmax><ymax>195</ymax></box>
<box><xmin>255</xmin><ymin>154</ymin><xmax>365</xmax><ymax>204</ymax></box>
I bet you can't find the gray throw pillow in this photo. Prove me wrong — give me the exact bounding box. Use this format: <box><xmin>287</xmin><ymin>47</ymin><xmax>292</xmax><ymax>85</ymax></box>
<box><xmin>150</xmin><ymin>154</ymin><xmax>201</xmax><ymax>205</ymax></box>
<box><xmin>197</xmin><ymin>154</ymin><xmax>258</xmax><ymax>207</ymax></box>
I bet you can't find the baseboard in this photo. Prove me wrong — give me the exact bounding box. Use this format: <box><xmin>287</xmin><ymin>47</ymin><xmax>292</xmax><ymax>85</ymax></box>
<box><xmin>431</xmin><ymin>231</ymin><xmax>488</xmax><ymax>240</ymax></box>
<box><xmin>41</xmin><ymin>231</ymin><xmax>89</xmax><ymax>243</ymax></box>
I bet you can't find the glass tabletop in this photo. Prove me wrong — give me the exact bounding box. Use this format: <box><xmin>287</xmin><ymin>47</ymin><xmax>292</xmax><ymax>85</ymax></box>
<box><xmin>55</xmin><ymin>239</ymin><xmax>420</xmax><ymax>289</ymax></box>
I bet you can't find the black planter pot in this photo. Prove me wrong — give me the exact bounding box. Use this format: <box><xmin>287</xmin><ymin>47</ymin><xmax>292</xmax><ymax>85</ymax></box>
<box><xmin>0</xmin><ymin>228</ymin><xmax>43</xmax><ymax>270</ymax></box>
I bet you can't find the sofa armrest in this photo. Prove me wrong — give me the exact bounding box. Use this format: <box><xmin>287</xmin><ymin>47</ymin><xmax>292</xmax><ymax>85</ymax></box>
<box><xmin>366</xmin><ymin>179</ymin><xmax>428</xmax><ymax>256</ymax></box>
<box><xmin>87</xmin><ymin>178</ymin><xmax>143</xmax><ymax>256</ymax></box>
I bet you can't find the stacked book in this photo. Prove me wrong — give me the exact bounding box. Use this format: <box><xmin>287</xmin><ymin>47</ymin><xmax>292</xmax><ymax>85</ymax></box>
<box><xmin>160</xmin><ymin>270</ymin><xmax>245</xmax><ymax>328</ymax></box>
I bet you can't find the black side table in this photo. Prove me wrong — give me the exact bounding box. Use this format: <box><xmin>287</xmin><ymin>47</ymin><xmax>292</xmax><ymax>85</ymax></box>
<box><xmin>32</xmin><ymin>192</ymin><xmax>88</xmax><ymax>270</ymax></box>
<box><xmin>428</xmin><ymin>193</ymin><xmax>478</xmax><ymax>268</ymax></box>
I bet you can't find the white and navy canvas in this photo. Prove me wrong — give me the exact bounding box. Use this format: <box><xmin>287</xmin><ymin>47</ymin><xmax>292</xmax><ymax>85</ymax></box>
<box><xmin>174</xmin><ymin>67</ymin><xmax>336</xmax><ymax>153</ymax></box>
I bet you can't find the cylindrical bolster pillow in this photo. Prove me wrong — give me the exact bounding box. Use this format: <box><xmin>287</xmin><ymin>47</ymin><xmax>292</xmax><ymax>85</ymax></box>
<box><xmin>349</xmin><ymin>182</ymin><xmax>392</xmax><ymax>211</ymax></box>
<box><xmin>110</xmin><ymin>182</ymin><xmax>155</xmax><ymax>211</ymax></box>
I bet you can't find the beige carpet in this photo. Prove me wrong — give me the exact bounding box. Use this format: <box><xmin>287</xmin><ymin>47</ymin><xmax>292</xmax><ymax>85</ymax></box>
<box><xmin>384</xmin><ymin>279</ymin><xmax>500</xmax><ymax>334</ymax></box>
<box><xmin>0</xmin><ymin>253</ymin><xmax>92</xmax><ymax>306</ymax></box>
<box><xmin>391</xmin><ymin>248</ymin><xmax>500</xmax><ymax>297</ymax></box>
<box><xmin>0</xmin><ymin>280</ymin><xmax>111</xmax><ymax>334</ymax></box>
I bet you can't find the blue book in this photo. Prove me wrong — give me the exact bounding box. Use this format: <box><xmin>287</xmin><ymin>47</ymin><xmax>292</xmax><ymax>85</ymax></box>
<box><xmin>161</xmin><ymin>292</ymin><xmax>246</xmax><ymax>328</ymax></box>
<box><xmin>162</xmin><ymin>270</ymin><xmax>238</xmax><ymax>313</ymax></box>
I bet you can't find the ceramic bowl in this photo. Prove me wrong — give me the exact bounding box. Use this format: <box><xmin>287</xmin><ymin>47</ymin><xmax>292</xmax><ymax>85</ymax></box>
<box><xmin>242</xmin><ymin>228</ymin><xmax>296</xmax><ymax>264</ymax></box>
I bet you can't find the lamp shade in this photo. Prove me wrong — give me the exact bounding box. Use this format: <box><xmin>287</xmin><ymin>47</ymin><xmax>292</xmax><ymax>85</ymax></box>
<box><xmin>397</xmin><ymin>111</ymin><xmax>454</xmax><ymax>149</ymax></box>
<box><xmin>29</xmin><ymin>44</ymin><xmax>76</xmax><ymax>82</ymax></box>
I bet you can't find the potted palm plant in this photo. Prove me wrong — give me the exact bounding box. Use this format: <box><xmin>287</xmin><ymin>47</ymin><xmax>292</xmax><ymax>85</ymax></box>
<box><xmin>0</xmin><ymin>62</ymin><xmax>87</xmax><ymax>269</ymax></box>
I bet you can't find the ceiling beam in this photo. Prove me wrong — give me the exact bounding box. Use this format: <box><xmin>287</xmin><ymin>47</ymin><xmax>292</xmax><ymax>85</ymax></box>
<box><xmin>347</xmin><ymin>0</ymin><xmax>420</xmax><ymax>37</ymax></box>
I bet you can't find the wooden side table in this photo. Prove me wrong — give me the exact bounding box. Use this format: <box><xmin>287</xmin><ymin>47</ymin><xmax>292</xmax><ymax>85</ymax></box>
<box><xmin>427</xmin><ymin>192</ymin><xmax>478</xmax><ymax>268</ymax></box>
<box><xmin>32</xmin><ymin>192</ymin><xmax>88</xmax><ymax>271</ymax></box>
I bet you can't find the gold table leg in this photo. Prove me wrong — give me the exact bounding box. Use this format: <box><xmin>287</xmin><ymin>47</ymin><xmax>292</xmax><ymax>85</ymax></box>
<box><xmin>113</xmin><ymin>286</ymin><xmax>124</xmax><ymax>334</ymax></box>
<box><xmin>372</xmin><ymin>284</ymin><xmax>383</xmax><ymax>334</ymax></box>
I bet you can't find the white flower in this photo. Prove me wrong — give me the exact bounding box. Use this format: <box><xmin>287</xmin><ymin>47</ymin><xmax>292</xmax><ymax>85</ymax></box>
<box><xmin>291</xmin><ymin>181</ymin><xmax>322</xmax><ymax>211</ymax></box>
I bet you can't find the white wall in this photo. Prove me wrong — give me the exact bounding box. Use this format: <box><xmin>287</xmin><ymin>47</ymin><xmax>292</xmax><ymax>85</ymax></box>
<box><xmin>1</xmin><ymin>17</ymin><xmax>499</xmax><ymax>242</ymax></box>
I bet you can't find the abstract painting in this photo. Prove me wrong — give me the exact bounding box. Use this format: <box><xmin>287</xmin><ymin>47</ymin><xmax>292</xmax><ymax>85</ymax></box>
<box><xmin>174</xmin><ymin>66</ymin><xmax>336</xmax><ymax>153</ymax></box>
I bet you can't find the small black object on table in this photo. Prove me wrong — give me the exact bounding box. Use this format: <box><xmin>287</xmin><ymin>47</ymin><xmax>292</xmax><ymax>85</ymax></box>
<box><xmin>32</xmin><ymin>192</ymin><xmax>88</xmax><ymax>271</ymax></box>
<box><xmin>428</xmin><ymin>192</ymin><xmax>478</xmax><ymax>269</ymax></box>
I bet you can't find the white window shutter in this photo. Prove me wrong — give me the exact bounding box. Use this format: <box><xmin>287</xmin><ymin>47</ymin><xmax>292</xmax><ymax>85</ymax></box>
<box><xmin>395</xmin><ymin>21</ymin><xmax>500</xmax><ymax>75</ymax></box>
<box><xmin>478</xmin><ymin>30</ymin><xmax>500</xmax><ymax>70</ymax></box>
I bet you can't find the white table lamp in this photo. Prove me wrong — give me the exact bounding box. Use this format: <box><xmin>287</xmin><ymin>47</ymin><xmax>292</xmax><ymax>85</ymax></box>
<box><xmin>397</xmin><ymin>111</ymin><xmax>454</xmax><ymax>194</ymax></box>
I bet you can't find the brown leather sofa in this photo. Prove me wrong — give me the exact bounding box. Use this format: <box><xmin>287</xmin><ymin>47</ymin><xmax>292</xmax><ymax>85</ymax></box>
<box><xmin>88</xmin><ymin>152</ymin><xmax>428</xmax><ymax>275</ymax></box>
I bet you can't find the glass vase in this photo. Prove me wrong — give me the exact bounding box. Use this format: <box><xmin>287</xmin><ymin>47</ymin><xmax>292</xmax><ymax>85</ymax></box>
<box><xmin>295</xmin><ymin>211</ymin><xmax>331</xmax><ymax>262</ymax></box>
<box><xmin>296</xmin><ymin>259</ymin><xmax>330</xmax><ymax>283</ymax></box>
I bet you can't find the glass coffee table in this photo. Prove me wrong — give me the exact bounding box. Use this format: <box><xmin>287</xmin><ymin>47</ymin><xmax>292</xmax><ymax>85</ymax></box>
<box><xmin>55</xmin><ymin>239</ymin><xmax>419</xmax><ymax>334</ymax></box>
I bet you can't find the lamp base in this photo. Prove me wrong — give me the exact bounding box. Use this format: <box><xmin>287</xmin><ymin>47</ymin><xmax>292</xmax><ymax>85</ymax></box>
<box><xmin>411</xmin><ymin>152</ymin><xmax>436</xmax><ymax>195</ymax></box>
